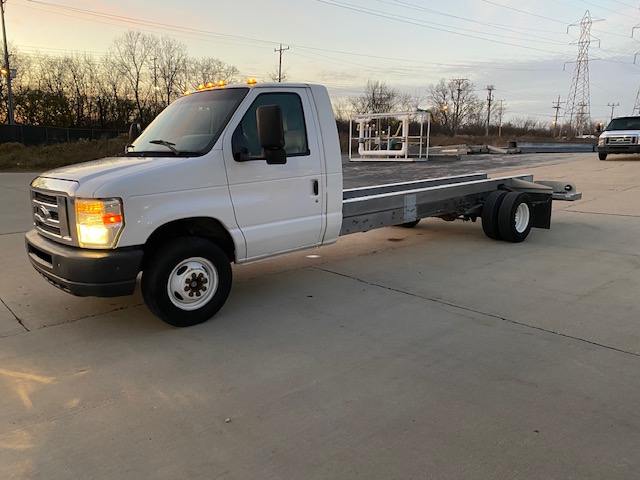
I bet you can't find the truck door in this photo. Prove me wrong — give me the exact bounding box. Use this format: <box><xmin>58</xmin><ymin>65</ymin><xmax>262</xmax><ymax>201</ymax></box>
<box><xmin>223</xmin><ymin>89</ymin><xmax>325</xmax><ymax>261</ymax></box>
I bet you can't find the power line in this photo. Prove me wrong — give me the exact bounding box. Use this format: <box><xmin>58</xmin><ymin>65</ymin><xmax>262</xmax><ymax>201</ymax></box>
<box><xmin>481</xmin><ymin>0</ymin><xmax>570</xmax><ymax>25</ymax></box>
<box><xmin>378</xmin><ymin>0</ymin><xmax>568</xmax><ymax>44</ymax></box>
<box><xmin>316</xmin><ymin>0</ymin><xmax>570</xmax><ymax>55</ymax></box>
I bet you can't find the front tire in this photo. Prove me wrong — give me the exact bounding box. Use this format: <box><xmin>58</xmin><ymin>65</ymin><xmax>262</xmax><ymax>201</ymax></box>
<box><xmin>497</xmin><ymin>192</ymin><xmax>533</xmax><ymax>243</ymax></box>
<box><xmin>598</xmin><ymin>152</ymin><xmax>607</xmax><ymax>160</ymax></box>
<box><xmin>142</xmin><ymin>237</ymin><xmax>232</xmax><ymax>327</ymax></box>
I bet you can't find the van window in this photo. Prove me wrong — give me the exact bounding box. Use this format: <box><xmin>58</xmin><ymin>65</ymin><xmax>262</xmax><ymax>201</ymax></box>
<box><xmin>233</xmin><ymin>93</ymin><xmax>310</xmax><ymax>159</ymax></box>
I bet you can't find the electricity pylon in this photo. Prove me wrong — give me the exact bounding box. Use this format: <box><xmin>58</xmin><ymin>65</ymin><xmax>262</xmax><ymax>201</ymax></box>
<box><xmin>563</xmin><ymin>11</ymin><xmax>600</xmax><ymax>137</ymax></box>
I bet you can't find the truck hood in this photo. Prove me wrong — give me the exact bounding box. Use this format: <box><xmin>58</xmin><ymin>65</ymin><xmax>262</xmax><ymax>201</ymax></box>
<box><xmin>42</xmin><ymin>156</ymin><xmax>172</xmax><ymax>183</ymax></box>
<box><xmin>601</xmin><ymin>129</ymin><xmax>640</xmax><ymax>136</ymax></box>
<box><xmin>39</xmin><ymin>153</ymin><xmax>226</xmax><ymax>198</ymax></box>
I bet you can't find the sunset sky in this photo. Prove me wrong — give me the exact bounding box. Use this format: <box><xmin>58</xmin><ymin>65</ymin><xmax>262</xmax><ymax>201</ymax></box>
<box><xmin>5</xmin><ymin>0</ymin><xmax>640</xmax><ymax>123</ymax></box>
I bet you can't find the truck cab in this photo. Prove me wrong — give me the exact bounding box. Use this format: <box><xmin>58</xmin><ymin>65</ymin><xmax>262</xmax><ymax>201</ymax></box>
<box><xmin>597</xmin><ymin>116</ymin><xmax>640</xmax><ymax>160</ymax></box>
<box><xmin>26</xmin><ymin>82</ymin><xmax>343</xmax><ymax>327</ymax></box>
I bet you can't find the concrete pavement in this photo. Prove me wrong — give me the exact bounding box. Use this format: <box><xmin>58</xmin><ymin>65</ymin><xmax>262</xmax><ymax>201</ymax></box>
<box><xmin>1</xmin><ymin>154</ymin><xmax>640</xmax><ymax>479</ymax></box>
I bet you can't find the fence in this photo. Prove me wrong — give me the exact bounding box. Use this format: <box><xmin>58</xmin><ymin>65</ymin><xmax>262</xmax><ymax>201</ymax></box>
<box><xmin>0</xmin><ymin>124</ymin><xmax>125</xmax><ymax>146</ymax></box>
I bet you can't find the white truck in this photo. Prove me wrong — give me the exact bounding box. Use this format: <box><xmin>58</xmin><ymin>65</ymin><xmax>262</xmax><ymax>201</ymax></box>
<box><xmin>25</xmin><ymin>81</ymin><xmax>580</xmax><ymax>327</ymax></box>
<box><xmin>597</xmin><ymin>116</ymin><xmax>640</xmax><ymax>160</ymax></box>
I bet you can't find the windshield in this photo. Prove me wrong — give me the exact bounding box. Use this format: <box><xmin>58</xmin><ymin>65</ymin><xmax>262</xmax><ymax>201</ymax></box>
<box><xmin>605</xmin><ymin>117</ymin><xmax>640</xmax><ymax>131</ymax></box>
<box><xmin>128</xmin><ymin>87</ymin><xmax>249</xmax><ymax>156</ymax></box>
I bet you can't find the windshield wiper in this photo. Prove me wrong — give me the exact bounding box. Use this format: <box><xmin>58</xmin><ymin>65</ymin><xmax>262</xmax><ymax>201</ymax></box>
<box><xmin>149</xmin><ymin>139</ymin><xmax>180</xmax><ymax>155</ymax></box>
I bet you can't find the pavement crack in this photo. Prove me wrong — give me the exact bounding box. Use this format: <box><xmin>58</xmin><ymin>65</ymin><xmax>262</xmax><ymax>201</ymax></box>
<box><xmin>0</xmin><ymin>297</ymin><xmax>29</xmax><ymax>332</ymax></box>
<box><xmin>315</xmin><ymin>267</ymin><xmax>640</xmax><ymax>359</ymax></box>
<box><xmin>567</xmin><ymin>210</ymin><xmax>640</xmax><ymax>218</ymax></box>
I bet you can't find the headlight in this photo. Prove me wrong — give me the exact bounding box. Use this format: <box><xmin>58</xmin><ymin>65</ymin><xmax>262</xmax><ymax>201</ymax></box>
<box><xmin>598</xmin><ymin>138</ymin><xmax>605</xmax><ymax>145</ymax></box>
<box><xmin>75</xmin><ymin>198</ymin><xmax>124</xmax><ymax>248</ymax></box>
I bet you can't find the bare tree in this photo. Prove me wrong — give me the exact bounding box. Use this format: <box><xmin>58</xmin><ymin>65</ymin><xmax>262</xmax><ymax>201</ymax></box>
<box><xmin>510</xmin><ymin>116</ymin><xmax>543</xmax><ymax>131</ymax></box>
<box><xmin>349</xmin><ymin>80</ymin><xmax>403</xmax><ymax>114</ymax></box>
<box><xmin>4</xmin><ymin>33</ymin><xmax>242</xmax><ymax>129</ymax></box>
<box><xmin>101</xmin><ymin>55</ymin><xmax>136</xmax><ymax>128</ymax></box>
<box><xmin>154</xmin><ymin>36</ymin><xmax>188</xmax><ymax>108</ymax></box>
<box><xmin>331</xmin><ymin>97</ymin><xmax>353</xmax><ymax>123</ymax></box>
<box><xmin>109</xmin><ymin>31</ymin><xmax>155</xmax><ymax>124</ymax></box>
<box><xmin>267</xmin><ymin>67</ymin><xmax>288</xmax><ymax>83</ymax></box>
<box><xmin>66</xmin><ymin>54</ymin><xmax>98</xmax><ymax>127</ymax></box>
<box><xmin>184</xmin><ymin>57</ymin><xmax>240</xmax><ymax>91</ymax></box>
<box><xmin>34</xmin><ymin>53</ymin><xmax>73</xmax><ymax>126</ymax></box>
<box><xmin>428</xmin><ymin>78</ymin><xmax>480</xmax><ymax>135</ymax></box>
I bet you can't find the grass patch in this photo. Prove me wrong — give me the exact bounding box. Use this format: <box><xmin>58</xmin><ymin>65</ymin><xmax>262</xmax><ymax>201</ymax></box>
<box><xmin>0</xmin><ymin>136</ymin><xmax>128</xmax><ymax>172</ymax></box>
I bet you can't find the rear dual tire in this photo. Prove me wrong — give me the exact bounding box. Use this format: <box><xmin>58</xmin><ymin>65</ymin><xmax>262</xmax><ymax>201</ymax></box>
<box><xmin>482</xmin><ymin>191</ymin><xmax>533</xmax><ymax>243</ymax></box>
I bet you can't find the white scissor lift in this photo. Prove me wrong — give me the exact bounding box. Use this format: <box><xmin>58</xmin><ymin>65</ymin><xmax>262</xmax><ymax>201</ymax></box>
<box><xmin>349</xmin><ymin>110</ymin><xmax>431</xmax><ymax>162</ymax></box>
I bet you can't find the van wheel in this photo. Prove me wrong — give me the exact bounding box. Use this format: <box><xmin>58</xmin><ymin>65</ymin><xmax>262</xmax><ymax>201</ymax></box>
<box><xmin>481</xmin><ymin>190</ymin><xmax>507</xmax><ymax>240</ymax></box>
<box><xmin>498</xmin><ymin>192</ymin><xmax>532</xmax><ymax>243</ymax></box>
<box><xmin>598</xmin><ymin>152</ymin><xmax>607</xmax><ymax>160</ymax></box>
<box><xmin>142</xmin><ymin>237</ymin><xmax>232</xmax><ymax>327</ymax></box>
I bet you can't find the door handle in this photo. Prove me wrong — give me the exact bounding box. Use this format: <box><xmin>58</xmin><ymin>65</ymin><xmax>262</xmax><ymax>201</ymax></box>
<box><xmin>312</xmin><ymin>180</ymin><xmax>319</xmax><ymax>196</ymax></box>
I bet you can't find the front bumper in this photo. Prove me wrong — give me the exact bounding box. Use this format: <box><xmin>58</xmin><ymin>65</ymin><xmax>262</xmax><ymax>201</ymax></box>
<box><xmin>25</xmin><ymin>229</ymin><xmax>143</xmax><ymax>297</ymax></box>
<box><xmin>597</xmin><ymin>145</ymin><xmax>640</xmax><ymax>155</ymax></box>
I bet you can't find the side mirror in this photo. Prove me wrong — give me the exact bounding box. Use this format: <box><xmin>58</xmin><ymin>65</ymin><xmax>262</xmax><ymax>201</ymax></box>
<box><xmin>257</xmin><ymin>105</ymin><xmax>286</xmax><ymax>165</ymax></box>
<box><xmin>129</xmin><ymin>122</ymin><xmax>142</xmax><ymax>143</ymax></box>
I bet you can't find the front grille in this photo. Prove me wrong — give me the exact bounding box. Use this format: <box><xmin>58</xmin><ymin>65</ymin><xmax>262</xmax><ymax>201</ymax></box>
<box><xmin>34</xmin><ymin>192</ymin><xmax>58</xmax><ymax>204</ymax></box>
<box><xmin>605</xmin><ymin>136</ymin><xmax>637</xmax><ymax>145</ymax></box>
<box><xmin>31</xmin><ymin>189</ymin><xmax>72</xmax><ymax>242</ymax></box>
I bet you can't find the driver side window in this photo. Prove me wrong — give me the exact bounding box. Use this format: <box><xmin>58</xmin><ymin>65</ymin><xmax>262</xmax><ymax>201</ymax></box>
<box><xmin>233</xmin><ymin>92</ymin><xmax>309</xmax><ymax>160</ymax></box>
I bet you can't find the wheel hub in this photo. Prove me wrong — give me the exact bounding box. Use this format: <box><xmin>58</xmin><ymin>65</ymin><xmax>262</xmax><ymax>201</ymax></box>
<box><xmin>185</xmin><ymin>272</ymin><xmax>208</xmax><ymax>297</ymax></box>
<box><xmin>514</xmin><ymin>203</ymin><xmax>531</xmax><ymax>233</ymax></box>
<box><xmin>167</xmin><ymin>257</ymin><xmax>219</xmax><ymax>311</ymax></box>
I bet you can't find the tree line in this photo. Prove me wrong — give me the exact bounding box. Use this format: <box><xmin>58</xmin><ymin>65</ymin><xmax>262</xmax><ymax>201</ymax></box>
<box><xmin>340</xmin><ymin>80</ymin><xmax>558</xmax><ymax>137</ymax></box>
<box><xmin>0</xmin><ymin>31</ymin><xmax>556</xmax><ymax>136</ymax></box>
<box><xmin>1</xmin><ymin>31</ymin><xmax>240</xmax><ymax>129</ymax></box>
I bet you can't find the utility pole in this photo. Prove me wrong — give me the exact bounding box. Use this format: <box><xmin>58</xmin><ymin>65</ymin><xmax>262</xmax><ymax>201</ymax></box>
<box><xmin>274</xmin><ymin>44</ymin><xmax>289</xmax><ymax>83</ymax></box>
<box><xmin>485</xmin><ymin>85</ymin><xmax>495</xmax><ymax>137</ymax></box>
<box><xmin>1</xmin><ymin>0</ymin><xmax>15</xmax><ymax>125</ymax></box>
<box><xmin>552</xmin><ymin>95</ymin><xmax>564</xmax><ymax>137</ymax></box>
<box><xmin>607</xmin><ymin>102</ymin><xmax>619</xmax><ymax>121</ymax></box>
<box><xmin>451</xmin><ymin>78</ymin><xmax>467</xmax><ymax>135</ymax></box>
<box><xmin>497</xmin><ymin>99</ymin><xmax>505</xmax><ymax>137</ymax></box>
